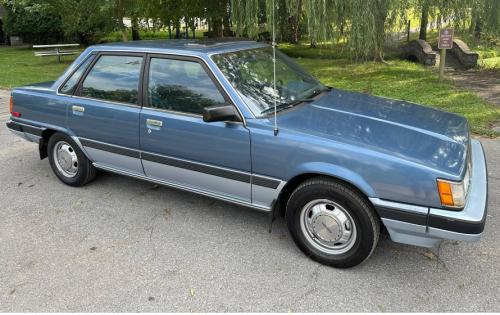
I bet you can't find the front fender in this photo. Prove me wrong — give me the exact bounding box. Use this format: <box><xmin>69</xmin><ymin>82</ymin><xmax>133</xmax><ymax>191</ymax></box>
<box><xmin>286</xmin><ymin>162</ymin><xmax>377</xmax><ymax>197</ymax></box>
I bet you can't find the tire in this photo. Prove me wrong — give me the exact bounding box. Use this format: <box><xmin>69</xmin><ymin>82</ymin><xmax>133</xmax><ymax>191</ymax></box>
<box><xmin>286</xmin><ymin>177</ymin><xmax>379</xmax><ymax>268</ymax></box>
<box><xmin>47</xmin><ymin>132</ymin><xmax>97</xmax><ymax>187</ymax></box>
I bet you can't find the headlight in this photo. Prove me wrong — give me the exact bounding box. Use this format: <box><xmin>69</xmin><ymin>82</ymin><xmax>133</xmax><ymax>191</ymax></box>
<box><xmin>437</xmin><ymin>167</ymin><xmax>470</xmax><ymax>209</ymax></box>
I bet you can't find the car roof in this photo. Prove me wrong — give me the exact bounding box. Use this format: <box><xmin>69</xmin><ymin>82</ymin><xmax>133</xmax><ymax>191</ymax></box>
<box><xmin>91</xmin><ymin>39</ymin><xmax>268</xmax><ymax>56</ymax></box>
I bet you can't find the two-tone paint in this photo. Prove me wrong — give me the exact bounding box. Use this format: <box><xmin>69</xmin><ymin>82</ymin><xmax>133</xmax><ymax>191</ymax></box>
<box><xmin>6</xmin><ymin>40</ymin><xmax>488</xmax><ymax>248</ymax></box>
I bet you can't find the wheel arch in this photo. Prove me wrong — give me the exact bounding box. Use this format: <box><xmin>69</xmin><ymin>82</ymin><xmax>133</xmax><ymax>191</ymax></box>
<box><xmin>39</xmin><ymin>128</ymin><xmax>90</xmax><ymax>161</ymax></box>
<box><xmin>274</xmin><ymin>163</ymin><xmax>377</xmax><ymax>217</ymax></box>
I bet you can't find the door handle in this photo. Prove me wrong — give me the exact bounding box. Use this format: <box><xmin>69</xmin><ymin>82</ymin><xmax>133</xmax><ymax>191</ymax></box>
<box><xmin>146</xmin><ymin>119</ymin><xmax>163</xmax><ymax>127</ymax></box>
<box><xmin>72</xmin><ymin>105</ymin><xmax>85</xmax><ymax>115</ymax></box>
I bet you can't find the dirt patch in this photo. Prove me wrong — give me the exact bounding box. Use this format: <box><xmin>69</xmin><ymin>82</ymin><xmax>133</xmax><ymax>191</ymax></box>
<box><xmin>493</xmin><ymin>122</ymin><xmax>500</xmax><ymax>133</ymax></box>
<box><xmin>443</xmin><ymin>53</ymin><xmax>500</xmax><ymax>106</ymax></box>
<box><xmin>451</xmin><ymin>70</ymin><xmax>500</xmax><ymax>106</ymax></box>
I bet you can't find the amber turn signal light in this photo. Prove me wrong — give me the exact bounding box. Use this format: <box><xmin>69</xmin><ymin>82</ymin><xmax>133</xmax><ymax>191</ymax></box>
<box><xmin>437</xmin><ymin>181</ymin><xmax>454</xmax><ymax>207</ymax></box>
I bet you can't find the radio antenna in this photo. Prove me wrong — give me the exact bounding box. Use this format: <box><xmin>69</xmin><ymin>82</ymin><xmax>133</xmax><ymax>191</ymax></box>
<box><xmin>272</xmin><ymin>0</ymin><xmax>279</xmax><ymax>136</ymax></box>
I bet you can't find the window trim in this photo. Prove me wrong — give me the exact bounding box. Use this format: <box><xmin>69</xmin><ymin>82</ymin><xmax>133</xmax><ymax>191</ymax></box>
<box><xmin>142</xmin><ymin>53</ymin><xmax>242</xmax><ymax>122</ymax></box>
<box><xmin>74</xmin><ymin>52</ymin><xmax>147</xmax><ymax>107</ymax></box>
<box><xmin>58</xmin><ymin>54</ymin><xmax>96</xmax><ymax>95</ymax></box>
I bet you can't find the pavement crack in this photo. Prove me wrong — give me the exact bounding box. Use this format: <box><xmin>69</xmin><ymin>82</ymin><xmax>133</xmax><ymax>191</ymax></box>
<box><xmin>148</xmin><ymin>211</ymin><xmax>161</xmax><ymax>261</ymax></box>
<box><xmin>299</xmin><ymin>264</ymin><xmax>321</xmax><ymax>300</ymax></box>
<box><xmin>428</xmin><ymin>242</ymin><xmax>449</xmax><ymax>271</ymax></box>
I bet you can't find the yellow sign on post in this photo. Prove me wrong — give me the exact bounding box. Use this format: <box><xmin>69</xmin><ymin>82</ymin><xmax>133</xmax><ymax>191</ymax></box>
<box><xmin>438</xmin><ymin>29</ymin><xmax>454</xmax><ymax>81</ymax></box>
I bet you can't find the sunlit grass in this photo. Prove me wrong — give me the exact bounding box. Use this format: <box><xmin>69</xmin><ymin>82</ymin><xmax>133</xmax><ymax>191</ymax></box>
<box><xmin>0</xmin><ymin>46</ymin><xmax>79</xmax><ymax>89</ymax></box>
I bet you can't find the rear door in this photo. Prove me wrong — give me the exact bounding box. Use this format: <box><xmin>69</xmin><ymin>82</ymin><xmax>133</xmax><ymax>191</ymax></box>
<box><xmin>67</xmin><ymin>53</ymin><xmax>145</xmax><ymax>175</ymax></box>
<box><xmin>139</xmin><ymin>54</ymin><xmax>252</xmax><ymax>203</ymax></box>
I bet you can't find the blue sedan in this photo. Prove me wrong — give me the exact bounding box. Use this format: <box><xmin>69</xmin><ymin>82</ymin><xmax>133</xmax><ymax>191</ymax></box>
<box><xmin>6</xmin><ymin>40</ymin><xmax>488</xmax><ymax>268</ymax></box>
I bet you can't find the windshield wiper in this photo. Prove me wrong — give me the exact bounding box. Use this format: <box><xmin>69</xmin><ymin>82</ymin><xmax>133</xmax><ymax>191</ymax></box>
<box><xmin>260</xmin><ymin>98</ymin><xmax>316</xmax><ymax>115</ymax></box>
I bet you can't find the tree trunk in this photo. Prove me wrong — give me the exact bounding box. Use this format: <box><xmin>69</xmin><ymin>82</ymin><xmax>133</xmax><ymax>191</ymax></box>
<box><xmin>292</xmin><ymin>0</ymin><xmax>302</xmax><ymax>43</ymax></box>
<box><xmin>211</xmin><ymin>18</ymin><xmax>223</xmax><ymax>37</ymax></box>
<box><xmin>474</xmin><ymin>21</ymin><xmax>482</xmax><ymax>39</ymax></box>
<box><xmin>419</xmin><ymin>1</ymin><xmax>429</xmax><ymax>40</ymax></box>
<box><xmin>192</xmin><ymin>18</ymin><xmax>196</xmax><ymax>39</ymax></box>
<box><xmin>131</xmin><ymin>17</ymin><xmax>141</xmax><ymax>41</ymax></box>
<box><xmin>168</xmin><ymin>21</ymin><xmax>172</xmax><ymax>39</ymax></box>
<box><xmin>223</xmin><ymin>15</ymin><xmax>231</xmax><ymax>36</ymax></box>
<box><xmin>175</xmin><ymin>20</ymin><xmax>181</xmax><ymax>39</ymax></box>
<box><xmin>116</xmin><ymin>0</ymin><xmax>128</xmax><ymax>42</ymax></box>
<box><xmin>373</xmin><ymin>0</ymin><xmax>388</xmax><ymax>62</ymax></box>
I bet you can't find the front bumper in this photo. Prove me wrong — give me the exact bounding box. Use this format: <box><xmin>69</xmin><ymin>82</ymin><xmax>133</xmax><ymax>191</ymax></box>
<box><xmin>371</xmin><ymin>139</ymin><xmax>488</xmax><ymax>248</ymax></box>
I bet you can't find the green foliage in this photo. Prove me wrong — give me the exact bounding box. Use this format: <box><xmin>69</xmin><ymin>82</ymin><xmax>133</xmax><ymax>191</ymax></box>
<box><xmin>1</xmin><ymin>0</ymin><xmax>63</xmax><ymax>43</ymax></box>
<box><xmin>232</xmin><ymin>0</ymin><xmax>499</xmax><ymax>60</ymax></box>
<box><xmin>49</xmin><ymin>0</ymin><xmax>115</xmax><ymax>44</ymax></box>
<box><xmin>232</xmin><ymin>0</ymin><xmax>261</xmax><ymax>38</ymax></box>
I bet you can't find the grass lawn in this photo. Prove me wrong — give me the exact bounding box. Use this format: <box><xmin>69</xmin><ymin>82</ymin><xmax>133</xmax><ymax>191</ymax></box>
<box><xmin>0</xmin><ymin>46</ymin><xmax>79</xmax><ymax>89</ymax></box>
<box><xmin>1</xmin><ymin>44</ymin><xmax>498</xmax><ymax>136</ymax></box>
<box><xmin>295</xmin><ymin>56</ymin><xmax>500</xmax><ymax>136</ymax></box>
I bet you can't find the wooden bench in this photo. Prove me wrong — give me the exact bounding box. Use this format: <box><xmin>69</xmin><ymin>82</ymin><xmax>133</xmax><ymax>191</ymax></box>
<box><xmin>33</xmin><ymin>44</ymin><xmax>80</xmax><ymax>63</ymax></box>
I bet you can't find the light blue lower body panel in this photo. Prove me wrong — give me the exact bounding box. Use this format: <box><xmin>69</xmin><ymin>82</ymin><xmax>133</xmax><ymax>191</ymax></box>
<box><xmin>142</xmin><ymin>160</ymin><xmax>252</xmax><ymax>204</ymax></box>
<box><xmin>84</xmin><ymin>147</ymin><xmax>144</xmax><ymax>176</ymax></box>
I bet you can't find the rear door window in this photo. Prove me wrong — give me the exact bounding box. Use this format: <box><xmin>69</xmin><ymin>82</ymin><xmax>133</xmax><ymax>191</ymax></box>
<box><xmin>79</xmin><ymin>55</ymin><xmax>144</xmax><ymax>105</ymax></box>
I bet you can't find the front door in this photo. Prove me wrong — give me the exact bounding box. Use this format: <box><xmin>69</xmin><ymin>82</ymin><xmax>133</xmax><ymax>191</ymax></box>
<box><xmin>68</xmin><ymin>53</ymin><xmax>145</xmax><ymax>175</ymax></box>
<box><xmin>140</xmin><ymin>55</ymin><xmax>252</xmax><ymax>203</ymax></box>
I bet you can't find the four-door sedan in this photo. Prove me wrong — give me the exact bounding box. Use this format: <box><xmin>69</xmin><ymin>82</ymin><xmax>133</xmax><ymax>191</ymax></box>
<box><xmin>6</xmin><ymin>40</ymin><xmax>488</xmax><ymax>268</ymax></box>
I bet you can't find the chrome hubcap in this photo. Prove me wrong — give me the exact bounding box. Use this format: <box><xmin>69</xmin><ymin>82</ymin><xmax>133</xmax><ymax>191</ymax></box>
<box><xmin>300</xmin><ymin>199</ymin><xmax>357</xmax><ymax>255</ymax></box>
<box><xmin>53</xmin><ymin>141</ymin><xmax>78</xmax><ymax>178</ymax></box>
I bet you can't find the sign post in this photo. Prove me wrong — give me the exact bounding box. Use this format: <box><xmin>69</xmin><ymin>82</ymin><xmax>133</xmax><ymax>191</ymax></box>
<box><xmin>438</xmin><ymin>28</ymin><xmax>454</xmax><ymax>82</ymax></box>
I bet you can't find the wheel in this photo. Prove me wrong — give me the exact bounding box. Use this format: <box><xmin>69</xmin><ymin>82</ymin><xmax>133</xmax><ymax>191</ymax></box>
<box><xmin>286</xmin><ymin>177</ymin><xmax>379</xmax><ymax>268</ymax></box>
<box><xmin>47</xmin><ymin>132</ymin><xmax>97</xmax><ymax>187</ymax></box>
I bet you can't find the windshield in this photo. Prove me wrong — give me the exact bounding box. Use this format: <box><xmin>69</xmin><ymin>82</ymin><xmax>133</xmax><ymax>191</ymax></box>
<box><xmin>211</xmin><ymin>47</ymin><xmax>327</xmax><ymax>117</ymax></box>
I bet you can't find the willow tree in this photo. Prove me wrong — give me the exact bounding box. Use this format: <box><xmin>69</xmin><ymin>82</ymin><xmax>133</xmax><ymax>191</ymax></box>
<box><xmin>232</xmin><ymin>0</ymin><xmax>299</xmax><ymax>41</ymax></box>
<box><xmin>413</xmin><ymin>0</ymin><xmax>499</xmax><ymax>39</ymax></box>
<box><xmin>232</xmin><ymin>0</ymin><xmax>405</xmax><ymax>61</ymax></box>
<box><xmin>465</xmin><ymin>0</ymin><xmax>500</xmax><ymax>38</ymax></box>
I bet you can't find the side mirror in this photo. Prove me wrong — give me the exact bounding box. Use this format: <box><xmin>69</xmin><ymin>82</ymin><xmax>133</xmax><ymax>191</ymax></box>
<box><xmin>203</xmin><ymin>105</ymin><xmax>239</xmax><ymax>123</ymax></box>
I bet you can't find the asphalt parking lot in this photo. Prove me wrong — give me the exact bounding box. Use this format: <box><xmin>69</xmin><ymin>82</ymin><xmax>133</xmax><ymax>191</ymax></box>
<box><xmin>0</xmin><ymin>90</ymin><xmax>499</xmax><ymax>312</ymax></box>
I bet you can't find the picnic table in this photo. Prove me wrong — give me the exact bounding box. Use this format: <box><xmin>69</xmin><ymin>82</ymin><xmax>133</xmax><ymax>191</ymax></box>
<box><xmin>33</xmin><ymin>44</ymin><xmax>80</xmax><ymax>63</ymax></box>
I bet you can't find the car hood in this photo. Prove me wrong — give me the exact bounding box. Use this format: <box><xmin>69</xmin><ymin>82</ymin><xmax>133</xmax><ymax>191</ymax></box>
<box><xmin>277</xmin><ymin>89</ymin><xmax>469</xmax><ymax>177</ymax></box>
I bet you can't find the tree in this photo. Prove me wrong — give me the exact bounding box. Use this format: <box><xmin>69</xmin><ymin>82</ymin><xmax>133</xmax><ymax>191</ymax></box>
<box><xmin>50</xmin><ymin>0</ymin><xmax>114</xmax><ymax>45</ymax></box>
<box><xmin>418</xmin><ymin>0</ymin><xmax>430</xmax><ymax>40</ymax></box>
<box><xmin>467</xmin><ymin>0</ymin><xmax>500</xmax><ymax>39</ymax></box>
<box><xmin>1</xmin><ymin>0</ymin><xmax>63</xmax><ymax>44</ymax></box>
